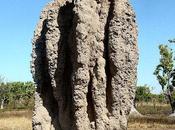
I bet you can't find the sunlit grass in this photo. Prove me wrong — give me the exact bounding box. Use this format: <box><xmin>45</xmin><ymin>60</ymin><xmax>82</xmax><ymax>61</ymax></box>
<box><xmin>128</xmin><ymin>116</ymin><xmax>175</xmax><ymax>130</ymax></box>
<box><xmin>128</xmin><ymin>103</ymin><xmax>175</xmax><ymax>130</ymax></box>
<box><xmin>0</xmin><ymin>117</ymin><xmax>31</xmax><ymax>130</ymax></box>
<box><xmin>0</xmin><ymin>110</ymin><xmax>32</xmax><ymax>130</ymax></box>
<box><xmin>136</xmin><ymin>102</ymin><xmax>171</xmax><ymax>115</ymax></box>
<box><xmin>0</xmin><ymin>103</ymin><xmax>175</xmax><ymax>130</ymax></box>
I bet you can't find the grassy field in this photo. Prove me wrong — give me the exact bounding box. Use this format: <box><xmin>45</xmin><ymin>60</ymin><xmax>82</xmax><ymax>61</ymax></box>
<box><xmin>0</xmin><ymin>110</ymin><xmax>32</xmax><ymax>130</ymax></box>
<box><xmin>0</xmin><ymin>103</ymin><xmax>175</xmax><ymax>130</ymax></box>
<box><xmin>128</xmin><ymin>116</ymin><xmax>175</xmax><ymax>130</ymax></box>
<box><xmin>128</xmin><ymin>103</ymin><xmax>175</xmax><ymax>130</ymax></box>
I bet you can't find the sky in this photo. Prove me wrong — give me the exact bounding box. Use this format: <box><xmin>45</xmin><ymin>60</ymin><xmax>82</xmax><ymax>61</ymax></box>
<box><xmin>131</xmin><ymin>0</ymin><xmax>175</xmax><ymax>93</ymax></box>
<box><xmin>0</xmin><ymin>0</ymin><xmax>175</xmax><ymax>93</ymax></box>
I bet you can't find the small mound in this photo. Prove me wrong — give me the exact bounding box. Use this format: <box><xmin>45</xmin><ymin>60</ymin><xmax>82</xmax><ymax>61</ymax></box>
<box><xmin>130</xmin><ymin>106</ymin><xmax>143</xmax><ymax>117</ymax></box>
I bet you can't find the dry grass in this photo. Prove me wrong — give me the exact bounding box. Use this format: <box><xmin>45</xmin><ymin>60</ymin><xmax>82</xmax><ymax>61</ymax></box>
<box><xmin>128</xmin><ymin>116</ymin><xmax>175</xmax><ymax>130</ymax></box>
<box><xmin>136</xmin><ymin>102</ymin><xmax>171</xmax><ymax>115</ymax></box>
<box><xmin>0</xmin><ymin>117</ymin><xmax>31</xmax><ymax>130</ymax></box>
<box><xmin>0</xmin><ymin>104</ymin><xmax>175</xmax><ymax>130</ymax></box>
<box><xmin>0</xmin><ymin>110</ymin><xmax>32</xmax><ymax>130</ymax></box>
<box><xmin>128</xmin><ymin>103</ymin><xmax>175</xmax><ymax>130</ymax></box>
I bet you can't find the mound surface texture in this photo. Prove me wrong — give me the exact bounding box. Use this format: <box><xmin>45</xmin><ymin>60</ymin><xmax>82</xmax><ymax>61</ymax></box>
<box><xmin>31</xmin><ymin>0</ymin><xmax>138</xmax><ymax>130</ymax></box>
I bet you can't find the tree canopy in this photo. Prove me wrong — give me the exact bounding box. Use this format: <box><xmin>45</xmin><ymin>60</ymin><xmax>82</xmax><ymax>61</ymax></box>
<box><xmin>154</xmin><ymin>44</ymin><xmax>174</xmax><ymax>91</ymax></box>
<box><xmin>0</xmin><ymin>81</ymin><xmax>35</xmax><ymax>109</ymax></box>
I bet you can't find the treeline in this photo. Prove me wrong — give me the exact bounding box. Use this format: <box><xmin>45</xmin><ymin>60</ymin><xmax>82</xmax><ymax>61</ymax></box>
<box><xmin>0</xmin><ymin>81</ymin><xmax>170</xmax><ymax>110</ymax></box>
<box><xmin>0</xmin><ymin>82</ymin><xmax>35</xmax><ymax>109</ymax></box>
<box><xmin>135</xmin><ymin>85</ymin><xmax>168</xmax><ymax>104</ymax></box>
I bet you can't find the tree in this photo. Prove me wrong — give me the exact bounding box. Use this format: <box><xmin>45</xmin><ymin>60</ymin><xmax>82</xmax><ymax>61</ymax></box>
<box><xmin>130</xmin><ymin>85</ymin><xmax>155</xmax><ymax>117</ymax></box>
<box><xmin>0</xmin><ymin>76</ymin><xmax>6</xmax><ymax>109</ymax></box>
<box><xmin>135</xmin><ymin>85</ymin><xmax>152</xmax><ymax>103</ymax></box>
<box><xmin>7</xmin><ymin>82</ymin><xmax>35</xmax><ymax>109</ymax></box>
<box><xmin>0</xmin><ymin>84</ymin><xmax>7</xmax><ymax>109</ymax></box>
<box><xmin>0</xmin><ymin>80</ymin><xmax>35</xmax><ymax>109</ymax></box>
<box><xmin>21</xmin><ymin>82</ymin><xmax>35</xmax><ymax>107</ymax></box>
<box><xmin>154</xmin><ymin>43</ymin><xmax>175</xmax><ymax>113</ymax></box>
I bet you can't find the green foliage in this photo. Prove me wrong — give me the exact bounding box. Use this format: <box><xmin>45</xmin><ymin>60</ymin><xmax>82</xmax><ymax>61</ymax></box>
<box><xmin>135</xmin><ymin>85</ymin><xmax>166</xmax><ymax>103</ymax></box>
<box><xmin>0</xmin><ymin>83</ymin><xmax>10</xmax><ymax>103</ymax></box>
<box><xmin>135</xmin><ymin>85</ymin><xmax>151</xmax><ymax>102</ymax></box>
<box><xmin>157</xmin><ymin>93</ymin><xmax>165</xmax><ymax>103</ymax></box>
<box><xmin>154</xmin><ymin>44</ymin><xmax>174</xmax><ymax>91</ymax></box>
<box><xmin>0</xmin><ymin>81</ymin><xmax>35</xmax><ymax>109</ymax></box>
<box><xmin>153</xmin><ymin>42</ymin><xmax>175</xmax><ymax>113</ymax></box>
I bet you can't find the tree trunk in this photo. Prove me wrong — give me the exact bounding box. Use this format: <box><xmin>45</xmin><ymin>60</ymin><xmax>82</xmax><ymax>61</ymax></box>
<box><xmin>167</xmin><ymin>94</ymin><xmax>175</xmax><ymax>113</ymax></box>
<box><xmin>168</xmin><ymin>100</ymin><xmax>175</xmax><ymax>117</ymax></box>
<box><xmin>31</xmin><ymin>0</ymin><xmax>138</xmax><ymax>130</ymax></box>
<box><xmin>1</xmin><ymin>99</ymin><xmax>4</xmax><ymax>109</ymax></box>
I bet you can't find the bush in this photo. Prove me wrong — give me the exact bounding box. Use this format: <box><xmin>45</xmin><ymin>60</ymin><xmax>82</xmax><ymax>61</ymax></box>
<box><xmin>0</xmin><ymin>81</ymin><xmax>35</xmax><ymax>109</ymax></box>
<box><xmin>135</xmin><ymin>85</ymin><xmax>166</xmax><ymax>104</ymax></box>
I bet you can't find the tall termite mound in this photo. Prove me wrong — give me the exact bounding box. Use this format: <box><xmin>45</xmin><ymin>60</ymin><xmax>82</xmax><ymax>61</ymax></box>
<box><xmin>31</xmin><ymin>0</ymin><xmax>138</xmax><ymax>130</ymax></box>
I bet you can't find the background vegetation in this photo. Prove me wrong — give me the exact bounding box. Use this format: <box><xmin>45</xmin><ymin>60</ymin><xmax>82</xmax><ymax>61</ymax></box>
<box><xmin>0</xmin><ymin>81</ymin><xmax>35</xmax><ymax>110</ymax></box>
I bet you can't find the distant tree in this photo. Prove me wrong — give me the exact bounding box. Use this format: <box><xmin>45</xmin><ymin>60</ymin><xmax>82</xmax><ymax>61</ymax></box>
<box><xmin>0</xmin><ymin>76</ymin><xmax>9</xmax><ymax>109</ymax></box>
<box><xmin>130</xmin><ymin>85</ymin><xmax>152</xmax><ymax>117</ymax></box>
<box><xmin>157</xmin><ymin>93</ymin><xmax>165</xmax><ymax>103</ymax></box>
<box><xmin>8</xmin><ymin>82</ymin><xmax>35</xmax><ymax>109</ymax></box>
<box><xmin>0</xmin><ymin>80</ymin><xmax>35</xmax><ymax>109</ymax></box>
<box><xmin>154</xmin><ymin>43</ymin><xmax>175</xmax><ymax>113</ymax></box>
<box><xmin>0</xmin><ymin>84</ymin><xmax>8</xmax><ymax>109</ymax></box>
<box><xmin>21</xmin><ymin>82</ymin><xmax>35</xmax><ymax>106</ymax></box>
<box><xmin>135</xmin><ymin>85</ymin><xmax>152</xmax><ymax>103</ymax></box>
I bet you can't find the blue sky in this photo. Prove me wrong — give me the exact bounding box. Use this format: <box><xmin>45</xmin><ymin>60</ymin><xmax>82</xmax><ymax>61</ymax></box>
<box><xmin>0</xmin><ymin>0</ymin><xmax>174</xmax><ymax>93</ymax></box>
<box><xmin>131</xmin><ymin>0</ymin><xmax>175</xmax><ymax>93</ymax></box>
